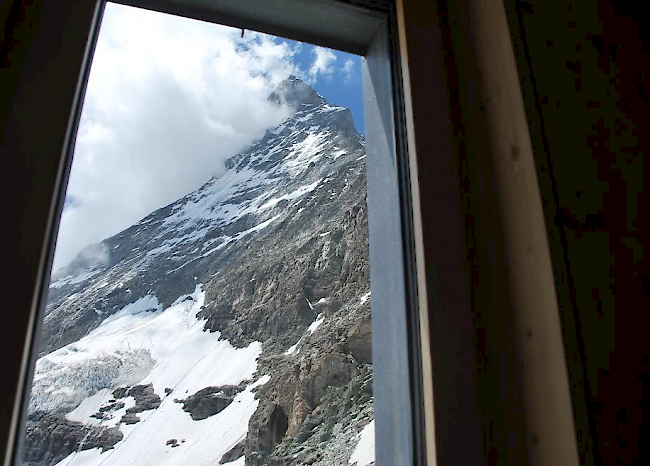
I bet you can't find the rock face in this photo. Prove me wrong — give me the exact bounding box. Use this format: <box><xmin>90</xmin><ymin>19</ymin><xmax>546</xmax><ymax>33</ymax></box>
<box><xmin>176</xmin><ymin>385</ymin><xmax>243</xmax><ymax>420</ymax></box>
<box><xmin>111</xmin><ymin>384</ymin><xmax>161</xmax><ymax>425</ymax></box>
<box><xmin>268</xmin><ymin>75</ymin><xmax>325</xmax><ymax>111</ymax></box>
<box><xmin>26</xmin><ymin>77</ymin><xmax>373</xmax><ymax>466</ymax></box>
<box><xmin>23</xmin><ymin>412</ymin><xmax>122</xmax><ymax>466</ymax></box>
<box><xmin>220</xmin><ymin>439</ymin><xmax>246</xmax><ymax>464</ymax></box>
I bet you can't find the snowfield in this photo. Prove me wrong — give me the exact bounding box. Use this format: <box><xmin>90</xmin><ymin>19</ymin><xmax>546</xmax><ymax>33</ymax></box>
<box><xmin>30</xmin><ymin>285</ymin><xmax>267</xmax><ymax>466</ymax></box>
<box><xmin>349</xmin><ymin>420</ymin><xmax>375</xmax><ymax>466</ymax></box>
<box><xmin>55</xmin><ymin>376</ymin><xmax>270</xmax><ymax>466</ymax></box>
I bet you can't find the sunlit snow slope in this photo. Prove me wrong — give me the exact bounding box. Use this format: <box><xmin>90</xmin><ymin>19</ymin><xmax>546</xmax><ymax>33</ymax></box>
<box><xmin>30</xmin><ymin>285</ymin><xmax>267</xmax><ymax>466</ymax></box>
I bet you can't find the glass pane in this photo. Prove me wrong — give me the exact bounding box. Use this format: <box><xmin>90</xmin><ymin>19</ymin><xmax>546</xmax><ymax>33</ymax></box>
<box><xmin>22</xmin><ymin>3</ymin><xmax>372</xmax><ymax>466</ymax></box>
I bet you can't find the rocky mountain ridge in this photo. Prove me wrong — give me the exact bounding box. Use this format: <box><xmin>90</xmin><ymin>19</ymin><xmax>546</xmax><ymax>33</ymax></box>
<box><xmin>25</xmin><ymin>77</ymin><xmax>373</xmax><ymax>466</ymax></box>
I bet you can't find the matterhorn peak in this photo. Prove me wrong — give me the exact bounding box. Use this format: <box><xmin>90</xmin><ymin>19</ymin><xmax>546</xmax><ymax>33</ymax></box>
<box><xmin>268</xmin><ymin>75</ymin><xmax>326</xmax><ymax>112</ymax></box>
<box><xmin>27</xmin><ymin>75</ymin><xmax>372</xmax><ymax>466</ymax></box>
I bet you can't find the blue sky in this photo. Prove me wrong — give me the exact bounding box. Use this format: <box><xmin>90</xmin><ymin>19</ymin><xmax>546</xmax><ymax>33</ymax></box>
<box><xmin>54</xmin><ymin>3</ymin><xmax>365</xmax><ymax>271</ymax></box>
<box><xmin>277</xmin><ymin>38</ymin><xmax>365</xmax><ymax>134</ymax></box>
<box><xmin>232</xmin><ymin>33</ymin><xmax>365</xmax><ymax>134</ymax></box>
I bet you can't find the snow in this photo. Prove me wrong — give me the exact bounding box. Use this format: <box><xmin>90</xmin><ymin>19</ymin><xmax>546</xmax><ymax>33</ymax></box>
<box><xmin>332</xmin><ymin>149</ymin><xmax>347</xmax><ymax>160</ymax></box>
<box><xmin>285</xmin><ymin>132</ymin><xmax>329</xmax><ymax>173</ymax></box>
<box><xmin>97</xmin><ymin>294</ymin><xmax>162</xmax><ymax>326</ymax></box>
<box><xmin>160</xmin><ymin>167</ymin><xmax>266</xmax><ymax>232</ymax></box>
<box><xmin>166</xmin><ymin>257</ymin><xmax>200</xmax><ymax>275</ymax></box>
<box><xmin>168</xmin><ymin>214</ymin><xmax>280</xmax><ymax>269</ymax></box>
<box><xmin>225</xmin><ymin>215</ymin><xmax>281</xmax><ymax>245</ymax></box>
<box><xmin>360</xmin><ymin>292</ymin><xmax>371</xmax><ymax>305</ymax></box>
<box><xmin>29</xmin><ymin>296</ymin><xmax>170</xmax><ymax>414</ymax></box>
<box><xmin>284</xmin><ymin>311</ymin><xmax>326</xmax><ymax>356</ymax></box>
<box><xmin>147</xmin><ymin>228</ymin><xmax>211</xmax><ymax>259</ymax></box>
<box><xmin>257</xmin><ymin>180</ymin><xmax>321</xmax><ymax>210</ymax></box>
<box><xmin>271</xmin><ymin>122</ymin><xmax>286</xmax><ymax>135</ymax></box>
<box><xmin>284</xmin><ymin>342</ymin><xmax>300</xmax><ymax>356</ymax></box>
<box><xmin>295</xmin><ymin>113</ymin><xmax>314</xmax><ymax>123</ymax></box>
<box><xmin>199</xmin><ymin>236</ymin><xmax>233</xmax><ymax>257</ymax></box>
<box><xmin>221</xmin><ymin>457</ymin><xmax>245</xmax><ymax>466</ymax></box>
<box><xmin>318</xmin><ymin>104</ymin><xmax>345</xmax><ymax>113</ymax></box>
<box><xmin>67</xmin><ymin>389</ymin><xmax>136</xmax><ymax>427</ymax></box>
<box><xmin>31</xmin><ymin>286</ymin><xmax>261</xmax><ymax>412</ymax></box>
<box><xmin>349</xmin><ymin>420</ymin><xmax>375</xmax><ymax>466</ymax></box>
<box><xmin>55</xmin><ymin>376</ymin><xmax>269</xmax><ymax>466</ymax></box>
<box><xmin>37</xmin><ymin>285</ymin><xmax>267</xmax><ymax>466</ymax></box>
<box><xmin>307</xmin><ymin>313</ymin><xmax>324</xmax><ymax>335</ymax></box>
<box><xmin>50</xmin><ymin>268</ymin><xmax>102</xmax><ymax>289</ymax></box>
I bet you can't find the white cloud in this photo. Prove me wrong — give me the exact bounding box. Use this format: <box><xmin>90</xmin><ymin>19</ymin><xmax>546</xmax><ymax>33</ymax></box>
<box><xmin>52</xmin><ymin>3</ymin><xmax>302</xmax><ymax>271</ymax></box>
<box><xmin>341</xmin><ymin>58</ymin><xmax>356</xmax><ymax>84</ymax></box>
<box><xmin>308</xmin><ymin>46</ymin><xmax>337</xmax><ymax>81</ymax></box>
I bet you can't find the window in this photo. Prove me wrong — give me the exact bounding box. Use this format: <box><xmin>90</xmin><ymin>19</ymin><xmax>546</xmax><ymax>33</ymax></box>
<box><xmin>2</xmin><ymin>1</ymin><xmax>432</xmax><ymax>466</ymax></box>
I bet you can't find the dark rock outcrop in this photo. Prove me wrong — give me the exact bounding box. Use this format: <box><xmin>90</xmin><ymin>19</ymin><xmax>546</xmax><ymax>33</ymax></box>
<box><xmin>220</xmin><ymin>439</ymin><xmax>246</xmax><ymax>464</ymax></box>
<box><xmin>23</xmin><ymin>412</ymin><xmax>122</xmax><ymax>466</ymax></box>
<box><xmin>90</xmin><ymin>401</ymin><xmax>124</xmax><ymax>420</ymax></box>
<box><xmin>345</xmin><ymin>321</ymin><xmax>372</xmax><ymax>365</ymax></box>
<box><xmin>175</xmin><ymin>385</ymin><xmax>242</xmax><ymax>421</ymax></box>
<box><xmin>103</xmin><ymin>383</ymin><xmax>162</xmax><ymax>425</ymax></box>
<box><xmin>113</xmin><ymin>383</ymin><xmax>161</xmax><ymax>413</ymax></box>
<box><xmin>245</xmin><ymin>346</ymin><xmax>363</xmax><ymax>465</ymax></box>
<box><xmin>166</xmin><ymin>438</ymin><xmax>184</xmax><ymax>448</ymax></box>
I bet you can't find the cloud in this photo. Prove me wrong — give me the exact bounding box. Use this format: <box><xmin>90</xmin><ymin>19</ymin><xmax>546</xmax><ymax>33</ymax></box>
<box><xmin>308</xmin><ymin>46</ymin><xmax>337</xmax><ymax>81</ymax></box>
<box><xmin>341</xmin><ymin>58</ymin><xmax>356</xmax><ymax>84</ymax></box>
<box><xmin>52</xmin><ymin>3</ymin><xmax>302</xmax><ymax>270</ymax></box>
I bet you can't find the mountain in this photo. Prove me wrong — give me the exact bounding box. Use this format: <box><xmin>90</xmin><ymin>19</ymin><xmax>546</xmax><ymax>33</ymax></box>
<box><xmin>24</xmin><ymin>77</ymin><xmax>374</xmax><ymax>466</ymax></box>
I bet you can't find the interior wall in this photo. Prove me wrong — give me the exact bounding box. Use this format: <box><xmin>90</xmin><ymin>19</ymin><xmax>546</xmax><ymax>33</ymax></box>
<box><xmin>400</xmin><ymin>0</ymin><xmax>530</xmax><ymax>464</ymax></box>
<box><xmin>402</xmin><ymin>0</ymin><xmax>648</xmax><ymax>465</ymax></box>
<box><xmin>504</xmin><ymin>1</ymin><xmax>649</xmax><ymax>464</ymax></box>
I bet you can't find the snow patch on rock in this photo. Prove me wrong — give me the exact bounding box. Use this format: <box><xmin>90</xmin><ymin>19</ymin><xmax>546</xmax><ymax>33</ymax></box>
<box><xmin>349</xmin><ymin>420</ymin><xmax>375</xmax><ymax>466</ymax></box>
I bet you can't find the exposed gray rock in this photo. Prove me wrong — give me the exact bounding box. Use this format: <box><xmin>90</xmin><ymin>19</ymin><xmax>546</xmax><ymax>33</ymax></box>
<box><xmin>166</xmin><ymin>439</ymin><xmax>184</xmax><ymax>448</ymax></box>
<box><xmin>175</xmin><ymin>385</ymin><xmax>242</xmax><ymax>421</ymax></box>
<box><xmin>345</xmin><ymin>321</ymin><xmax>372</xmax><ymax>365</ymax></box>
<box><xmin>120</xmin><ymin>413</ymin><xmax>140</xmax><ymax>425</ymax></box>
<box><xmin>90</xmin><ymin>401</ymin><xmax>124</xmax><ymax>420</ymax></box>
<box><xmin>23</xmin><ymin>411</ymin><xmax>122</xmax><ymax>466</ymax></box>
<box><xmin>267</xmin><ymin>75</ymin><xmax>325</xmax><ymax>111</ymax></box>
<box><xmin>261</xmin><ymin>366</ymin><xmax>373</xmax><ymax>466</ymax></box>
<box><xmin>220</xmin><ymin>439</ymin><xmax>246</xmax><ymax>464</ymax></box>
<box><xmin>112</xmin><ymin>383</ymin><xmax>161</xmax><ymax>414</ymax></box>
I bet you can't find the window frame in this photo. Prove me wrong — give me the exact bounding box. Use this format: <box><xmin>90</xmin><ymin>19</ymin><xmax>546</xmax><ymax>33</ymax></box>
<box><xmin>1</xmin><ymin>1</ymin><xmax>434</xmax><ymax>466</ymax></box>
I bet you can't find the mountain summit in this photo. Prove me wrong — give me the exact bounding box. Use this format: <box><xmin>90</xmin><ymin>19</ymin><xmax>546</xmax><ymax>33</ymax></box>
<box><xmin>268</xmin><ymin>75</ymin><xmax>326</xmax><ymax>111</ymax></box>
<box><xmin>26</xmin><ymin>86</ymin><xmax>373</xmax><ymax>466</ymax></box>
